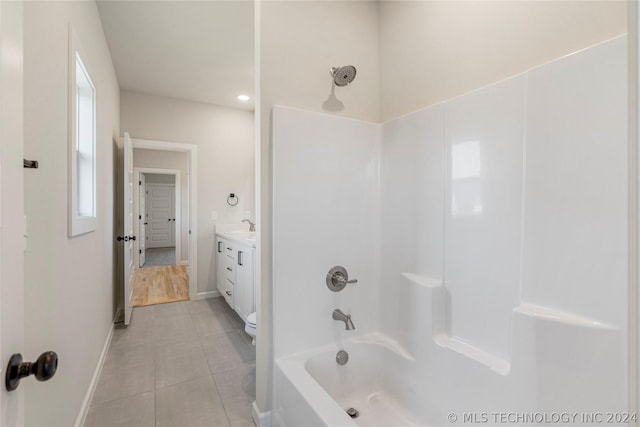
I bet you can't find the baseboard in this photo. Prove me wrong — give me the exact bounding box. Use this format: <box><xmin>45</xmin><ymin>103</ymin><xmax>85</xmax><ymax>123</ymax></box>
<box><xmin>178</xmin><ymin>260</ymin><xmax>189</xmax><ymax>266</ymax></box>
<box><xmin>114</xmin><ymin>305</ymin><xmax>124</xmax><ymax>324</ymax></box>
<box><xmin>191</xmin><ymin>290</ymin><xmax>220</xmax><ymax>300</ymax></box>
<box><xmin>74</xmin><ymin>322</ymin><xmax>114</xmax><ymax>427</ymax></box>
<box><xmin>252</xmin><ymin>401</ymin><xmax>271</xmax><ymax>427</ymax></box>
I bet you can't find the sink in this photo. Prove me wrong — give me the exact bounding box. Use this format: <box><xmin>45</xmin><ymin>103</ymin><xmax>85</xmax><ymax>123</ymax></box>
<box><xmin>224</xmin><ymin>231</ymin><xmax>256</xmax><ymax>239</ymax></box>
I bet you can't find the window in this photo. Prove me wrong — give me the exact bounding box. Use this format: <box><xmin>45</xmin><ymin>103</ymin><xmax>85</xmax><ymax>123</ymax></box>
<box><xmin>68</xmin><ymin>28</ymin><xmax>97</xmax><ymax>236</ymax></box>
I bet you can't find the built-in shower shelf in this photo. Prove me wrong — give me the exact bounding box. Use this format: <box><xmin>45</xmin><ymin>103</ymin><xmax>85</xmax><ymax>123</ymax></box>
<box><xmin>434</xmin><ymin>334</ymin><xmax>511</xmax><ymax>375</ymax></box>
<box><xmin>513</xmin><ymin>303</ymin><xmax>615</xmax><ymax>330</ymax></box>
<box><xmin>401</xmin><ymin>272</ymin><xmax>442</xmax><ymax>288</ymax></box>
<box><xmin>401</xmin><ymin>272</ymin><xmax>511</xmax><ymax>374</ymax></box>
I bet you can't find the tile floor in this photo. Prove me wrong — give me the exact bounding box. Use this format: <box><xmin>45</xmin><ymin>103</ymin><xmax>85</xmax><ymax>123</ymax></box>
<box><xmin>84</xmin><ymin>297</ymin><xmax>256</xmax><ymax>427</ymax></box>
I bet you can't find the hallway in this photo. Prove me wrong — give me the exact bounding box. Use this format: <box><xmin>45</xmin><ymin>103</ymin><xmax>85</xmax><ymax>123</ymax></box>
<box><xmin>84</xmin><ymin>298</ymin><xmax>256</xmax><ymax>427</ymax></box>
<box><xmin>143</xmin><ymin>248</ymin><xmax>177</xmax><ymax>267</ymax></box>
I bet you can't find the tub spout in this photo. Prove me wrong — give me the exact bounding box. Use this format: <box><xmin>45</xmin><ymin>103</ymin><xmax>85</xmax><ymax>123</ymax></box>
<box><xmin>332</xmin><ymin>309</ymin><xmax>355</xmax><ymax>330</ymax></box>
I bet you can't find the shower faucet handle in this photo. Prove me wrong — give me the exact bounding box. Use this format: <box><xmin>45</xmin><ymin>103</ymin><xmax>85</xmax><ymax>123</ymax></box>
<box><xmin>326</xmin><ymin>266</ymin><xmax>358</xmax><ymax>292</ymax></box>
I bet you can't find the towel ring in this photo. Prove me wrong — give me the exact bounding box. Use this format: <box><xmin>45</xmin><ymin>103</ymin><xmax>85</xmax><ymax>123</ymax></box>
<box><xmin>227</xmin><ymin>193</ymin><xmax>239</xmax><ymax>206</ymax></box>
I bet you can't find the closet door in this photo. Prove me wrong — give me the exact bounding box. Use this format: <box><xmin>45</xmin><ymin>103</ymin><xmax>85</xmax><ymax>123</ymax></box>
<box><xmin>147</xmin><ymin>184</ymin><xmax>173</xmax><ymax>248</ymax></box>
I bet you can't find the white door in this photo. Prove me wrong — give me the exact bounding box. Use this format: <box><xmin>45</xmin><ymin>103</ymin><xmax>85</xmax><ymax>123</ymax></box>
<box><xmin>122</xmin><ymin>132</ymin><xmax>135</xmax><ymax>326</ymax></box>
<box><xmin>1</xmin><ymin>1</ymin><xmax>25</xmax><ymax>424</ymax></box>
<box><xmin>147</xmin><ymin>184</ymin><xmax>174</xmax><ymax>248</ymax></box>
<box><xmin>139</xmin><ymin>173</ymin><xmax>146</xmax><ymax>267</ymax></box>
<box><xmin>170</xmin><ymin>186</ymin><xmax>176</xmax><ymax>247</ymax></box>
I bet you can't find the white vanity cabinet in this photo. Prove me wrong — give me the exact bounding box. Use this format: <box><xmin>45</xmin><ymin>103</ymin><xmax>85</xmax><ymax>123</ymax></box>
<box><xmin>234</xmin><ymin>247</ymin><xmax>254</xmax><ymax>320</ymax></box>
<box><xmin>215</xmin><ymin>234</ymin><xmax>255</xmax><ymax>322</ymax></box>
<box><xmin>216</xmin><ymin>237</ymin><xmax>227</xmax><ymax>296</ymax></box>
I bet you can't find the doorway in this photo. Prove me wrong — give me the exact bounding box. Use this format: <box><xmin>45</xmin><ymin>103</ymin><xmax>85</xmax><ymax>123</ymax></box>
<box><xmin>132</xmin><ymin>165</ymin><xmax>188</xmax><ymax>308</ymax></box>
<box><xmin>130</xmin><ymin>138</ymin><xmax>199</xmax><ymax>302</ymax></box>
<box><xmin>134</xmin><ymin>168</ymin><xmax>181</xmax><ymax>268</ymax></box>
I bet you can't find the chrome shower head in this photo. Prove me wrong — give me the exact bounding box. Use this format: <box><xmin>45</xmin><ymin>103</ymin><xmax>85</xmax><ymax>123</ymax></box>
<box><xmin>330</xmin><ymin>65</ymin><xmax>357</xmax><ymax>87</ymax></box>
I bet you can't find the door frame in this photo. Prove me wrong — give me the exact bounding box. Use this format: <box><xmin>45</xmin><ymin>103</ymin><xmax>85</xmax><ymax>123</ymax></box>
<box><xmin>631</xmin><ymin>1</ymin><xmax>640</xmax><ymax>418</ymax></box>
<box><xmin>0</xmin><ymin>0</ymin><xmax>25</xmax><ymax>425</ymax></box>
<box><xmin>131</xmin><ymin>138</ymin><xmax>199</xmax><ymax>300</ymax></box>
<box><xmin>133</xmin><ymin>168</ymin><xmax>181</xmax><ymax>267</ymax></box>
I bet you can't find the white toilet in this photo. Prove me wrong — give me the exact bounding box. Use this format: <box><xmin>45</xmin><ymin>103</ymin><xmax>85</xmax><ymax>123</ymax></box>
<box><xmin>245</xmin><ymin>312</ymin><xmax>257</xmax><ymax>345</ymax></box>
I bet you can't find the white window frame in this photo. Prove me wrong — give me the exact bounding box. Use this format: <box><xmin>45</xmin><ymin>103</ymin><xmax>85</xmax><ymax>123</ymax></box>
<box><xmin>68</xmin><ymin>26</ymin><xmax>97</xmax><ymax>237</ymax></box>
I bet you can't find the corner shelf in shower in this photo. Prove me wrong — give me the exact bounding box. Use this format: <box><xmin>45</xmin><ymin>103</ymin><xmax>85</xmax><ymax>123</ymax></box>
<box><xmin>401</xmin><ymin>272</ymin><xmax>618</xmax><ymax>376</ymax></box>
<box><xmin>402</xmin><ymin>272</ymin><xmax>511</xmax><ymax>375</ymax></box>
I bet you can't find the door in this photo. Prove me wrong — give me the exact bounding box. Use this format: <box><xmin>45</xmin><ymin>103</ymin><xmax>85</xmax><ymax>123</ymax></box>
<box><xmin>139</xmin><ymin>173</ymin><xmax>146</xmax><ymax>267</ymax></box>
<box><xmin>170</xmin><ymin>186</ymin><xmax>176</xmax><ymax>247</ymax></box>
<box><xmin>147</xmin><ymin>184</ymin><xmax>174</xmax><ymax>248</ymax></box>
<box><xmin>1</xmin><ymin>1</ymin><xmax>25</xmax><ymax>424</ymax></box>
<box><xmin>122</xmin><ymin>132</ymin><xmax>135</xmax><ymax>326</ymax></box>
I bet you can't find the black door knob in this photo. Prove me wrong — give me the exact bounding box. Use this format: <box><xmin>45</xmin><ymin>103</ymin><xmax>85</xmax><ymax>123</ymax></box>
<box><xmin>129</xmin><ymin>235</ymin><xmax>136</xmax><ymax>241</ymax></box>
<box><xmin>6</xmin><ymin>351</ymin><xmax>58</xmax><ymax>391</ymax></box>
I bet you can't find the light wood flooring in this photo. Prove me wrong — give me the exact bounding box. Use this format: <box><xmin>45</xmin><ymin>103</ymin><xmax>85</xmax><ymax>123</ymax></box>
<box><xmin>133</xmin><ymin>265</ymin><xmax>189</xmax><ymax>307</ymax></box>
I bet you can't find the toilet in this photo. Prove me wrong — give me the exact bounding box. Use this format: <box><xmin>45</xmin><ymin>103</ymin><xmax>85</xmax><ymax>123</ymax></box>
<box><xmin>245</xmin><ymin>312</ymin><xmax>257</xmax><ymax>345</ymax></box>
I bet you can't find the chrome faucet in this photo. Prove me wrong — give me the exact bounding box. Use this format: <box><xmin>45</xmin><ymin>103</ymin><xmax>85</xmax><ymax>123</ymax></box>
<box><xmin>242</xmin><ymin>219</ymin><xmax>256</xmax><ymax>232</ymax></box>
<box><xmin>332</xmin><ymin>309</ymin><xmax>355</xmax><ymax>330</ymax></box>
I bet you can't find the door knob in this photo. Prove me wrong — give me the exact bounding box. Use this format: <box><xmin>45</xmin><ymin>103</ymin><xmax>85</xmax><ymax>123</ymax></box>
<box><xmin>6</xmin><ymin>351</ymin><xmax>58</xmax><ymax>391</ymax></box>
<box><xmin>129</xmin><ymin>235</ymin><xmax>136</xmax><ymax>241</ymax></box>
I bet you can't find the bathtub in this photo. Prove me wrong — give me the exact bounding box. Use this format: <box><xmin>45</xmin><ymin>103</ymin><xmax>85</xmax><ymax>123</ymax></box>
<box><xmin>274</xmin><ymin>333</ymin><xmax>437</xmax><ymax>427</ymax></box>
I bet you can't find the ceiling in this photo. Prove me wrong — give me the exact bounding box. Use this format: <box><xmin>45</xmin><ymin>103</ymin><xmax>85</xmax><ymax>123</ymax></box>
<box><xmin>97</xmin><ymin>1</ymin><xmax>254</xmax><ymax>111</ymax></box>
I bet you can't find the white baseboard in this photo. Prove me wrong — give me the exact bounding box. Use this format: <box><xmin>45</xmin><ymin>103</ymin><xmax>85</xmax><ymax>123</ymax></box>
<box><xmin>74</xmin><ymin>323</ymin><xmax>114</xmax><ymax>427</ymax></box>
<box><xmin>252</xmin><ymin>401</ymin><xmax>271</xmax><ymax>427</ymax></box>
<box><xmin>191</xmin><ymin>290</ymin><xmax>220</xmax><ymax>300</ymax></box>
<box><xmin>178</xmin><ymin>260</ymin><xmax>189</xmax><ymax>266</ymax></box>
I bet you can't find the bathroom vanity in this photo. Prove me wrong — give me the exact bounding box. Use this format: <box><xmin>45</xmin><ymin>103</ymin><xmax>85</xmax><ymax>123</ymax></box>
<box><xmin>215</xmin><ymin>231</ymin><xmax>256</xmax><ymax>322</ymax></box>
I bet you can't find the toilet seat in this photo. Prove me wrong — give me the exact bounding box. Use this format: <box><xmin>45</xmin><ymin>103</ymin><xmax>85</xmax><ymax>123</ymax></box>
<box><xmin>245</xmin><ymin>312</ymin><xmax>257</xmax><ymax>345</ymax></box>
<box><xmin>246</xmin><ymin>312</ymin><xmax>257</xmax><ymax>327</ymax></box>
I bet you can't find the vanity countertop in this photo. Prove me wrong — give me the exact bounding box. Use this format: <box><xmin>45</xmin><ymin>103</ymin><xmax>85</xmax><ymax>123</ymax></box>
<box><xmin>216</xmin><ymin>230</ymin><xmax>256</xmax><ymax>248</ymax></box>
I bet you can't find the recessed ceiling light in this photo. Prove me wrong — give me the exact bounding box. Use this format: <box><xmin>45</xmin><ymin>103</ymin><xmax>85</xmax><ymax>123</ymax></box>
<box><xmin>237</xmin><ymin>94</ymin><xmax>250</xmax><ymax>102</ymax></box>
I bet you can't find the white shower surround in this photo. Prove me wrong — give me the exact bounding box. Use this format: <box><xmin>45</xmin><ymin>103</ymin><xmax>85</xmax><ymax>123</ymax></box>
<box><xmin>272</xmin><ymin>36</ymin><xmax>628</xmax><ymax>426</ymax></box>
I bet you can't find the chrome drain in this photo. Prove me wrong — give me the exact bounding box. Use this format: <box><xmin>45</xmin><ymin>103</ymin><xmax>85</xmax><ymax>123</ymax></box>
<box><xmin>336</xmin><ymin>350</ymin><xmax>349</xmax><ymax>365</ymax></box>
<box><xmin>346</xmin><ymin>408</ymin><xmax>359</xmax><ymax>419</ymax></box>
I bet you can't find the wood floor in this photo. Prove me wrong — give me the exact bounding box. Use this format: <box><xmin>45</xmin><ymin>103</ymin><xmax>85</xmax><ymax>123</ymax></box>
<box><xmin>132</xmin><ymin>265</ymin><xmax>189</xmax><ymax>307</ymax></box>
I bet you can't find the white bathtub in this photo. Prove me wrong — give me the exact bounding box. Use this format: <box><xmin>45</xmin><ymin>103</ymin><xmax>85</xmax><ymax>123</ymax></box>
<box><xmin>274</xmin><ymin>333</ymin><xmax>437</xmax><ymax>427</ymax></box>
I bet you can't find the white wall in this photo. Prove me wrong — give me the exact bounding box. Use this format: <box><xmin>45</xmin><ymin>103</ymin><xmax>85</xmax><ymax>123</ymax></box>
<box><xmin>134</xmin><ymin>149</ymin><xmax>188</xmax><ymax>263</ymax></box>
<box><xmin>443</xmin><ymin>74</ymin><xmax>526</xmax><ymax>361</ymax></box>
<box><xmin>145</xmin><ymin>173</ymin><xmax>175</xmax><ymax>184</ymax></box>
<box><xmin>257</xmin><ymin>0</ymin><xmax>380</xmax><ymax>413</ymax></box>
<box><xmin>258</xmin><ymin>2</ymin><xmax>628</xmax><ymax>416</ymax></box>
<box><xmin>22</xmin><ymin>1</ymin><xmax>120</xmax><ymax>426</ymax></box>
<box><xmin>378</xmin><ymin>35</ymin><xmax>628</xmax><ymax>419</ymax></box>
<box><xmin>121</xmin><ymin>91</ymin><xmax>254</xmax><ymax>294</ymax></box>
<box><xmin>272</xmin><ymin>106</ymin><xmax>380</xmax><ymax>359</ymax></box>
<box><xmin>378</xmin><ymin>0</ymin><xmax>627</xmax><ymax>121</ymax></box>
<box><xmin>272</xmin><ymin>36</ymin><xmax>628</xmax><ymax>424</ymax></box>
<box><xmin>522</xmin><ymin>36</ymin><xmax>628</xmax><ymax>329</ymax></box>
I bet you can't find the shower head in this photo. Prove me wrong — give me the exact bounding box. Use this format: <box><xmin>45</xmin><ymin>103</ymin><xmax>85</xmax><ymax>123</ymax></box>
<box><xmin>330</xmin><ymin>65</ymin><xmax>357</xmax><ymax>87</ymax></box>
